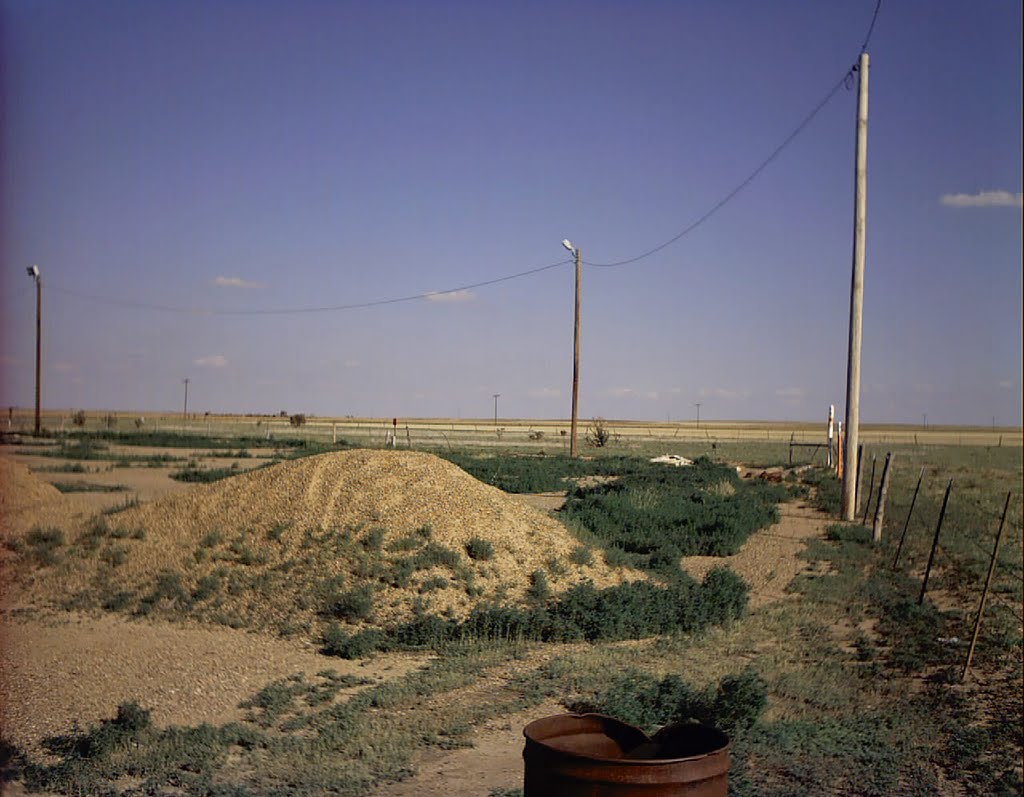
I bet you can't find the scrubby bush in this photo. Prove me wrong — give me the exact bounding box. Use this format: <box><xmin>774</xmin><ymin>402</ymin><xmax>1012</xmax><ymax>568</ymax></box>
<box><xmin>571</xmin><ymin>667</ymin><xmax>767</xmax><ymax>735</ymax></box>
<box><xmin>465</xmin><ymin>537</ymin><xmax>495</xmax><ymax>561</ymax></box>
<box><xmin>322</xmin><ymin>625</ymin><xmax>387</xmax><ymax>659</ymax></box>
<box><xmin>325</xmin><ymin>585</ymin><xmax>376</xmax><ymax>622</ymax></box>
<box><xmin>527</xmin><ymin>570</ymin><xmax>551</xmax><ymax>603</ymax></box>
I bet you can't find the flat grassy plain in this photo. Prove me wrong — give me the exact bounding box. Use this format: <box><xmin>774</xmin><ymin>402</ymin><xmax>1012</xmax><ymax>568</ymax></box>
<box><xmin>1</xmin><ymin>421</ymin><xmax>1021</xmax><ymax>796</ymax></box>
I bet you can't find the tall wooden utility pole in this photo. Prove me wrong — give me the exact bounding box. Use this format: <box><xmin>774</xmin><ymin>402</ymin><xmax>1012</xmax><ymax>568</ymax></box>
<box><xmin>841</xmin><ymin>52</ymin><xmax>870</xmax><ymax>521</ymax></box>
<box><xmin>570</xmin><ymin>245</ymin><xmax>582</xmax><ymax>457</ymax></box>
<box><xmin>34</xmin><ymin>272</ymin><xmax>42</xmax><ymax>435</ymax></box>
<box><xmin>182</xmin><ymin>378</ymin><xmax>190</xmax><ymax>427</ymax></box>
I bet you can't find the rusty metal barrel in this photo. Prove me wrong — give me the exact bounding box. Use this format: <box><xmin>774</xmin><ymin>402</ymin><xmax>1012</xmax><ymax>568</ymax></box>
<box><xmin>523</xmin><ymin>713</ymin><xmax>730</xmax><ymax>796</ymax></box>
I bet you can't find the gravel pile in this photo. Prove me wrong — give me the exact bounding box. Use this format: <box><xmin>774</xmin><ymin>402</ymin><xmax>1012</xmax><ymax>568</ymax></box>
<box><xmin>36</xmin><ymin>449</ymin><xmax>642</xmax><ymax>630</ymax></box>
<box><xmin>0</xmin><ymin>457</ymin><xmax>63</xmax><ymax>518</ymax></box>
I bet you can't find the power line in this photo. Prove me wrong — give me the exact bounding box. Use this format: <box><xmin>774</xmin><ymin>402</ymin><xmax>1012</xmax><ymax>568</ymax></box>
<box><xmin>48</xmin><ymin>258</ymin><xmax>571</xmax><ymax>317</ymax></box>
<box><xmin>861</xmin><ymin>0</ymin><xmax>883</xmax><ymax>54</ymax></box>
<box><xmin>42</xmin><ymin>1</ymin><xmax>884</xmax><ymax>315</ymax></box>
<box><xmin>584</xmin><ymin>0</ymin><xmax>883</xmax><ymax>269</ymax></box>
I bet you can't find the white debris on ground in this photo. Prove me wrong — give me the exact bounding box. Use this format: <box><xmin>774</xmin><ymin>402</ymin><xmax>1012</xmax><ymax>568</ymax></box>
<box><xmin>649</xmin><ymin>454</ymin><xmax>694</xmax><ymax>467</ymax></box>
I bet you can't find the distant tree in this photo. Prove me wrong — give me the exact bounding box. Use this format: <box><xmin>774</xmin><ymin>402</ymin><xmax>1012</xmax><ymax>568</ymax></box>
<box><xmin>289</xmin><ymin>413</ymin><xmax>307</xmax><ymax>427</ymax></box>
<box><xmin>587</xmin><ymin>418</ymin><xmax>612</xmax><ymax>448</ymax></box>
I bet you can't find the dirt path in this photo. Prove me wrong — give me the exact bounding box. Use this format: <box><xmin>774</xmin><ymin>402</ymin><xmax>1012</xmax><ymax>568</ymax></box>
<box><xmin>367</xmin><ymin>499</ymin><xmax>831</xmax><ymax>797</ymax></box>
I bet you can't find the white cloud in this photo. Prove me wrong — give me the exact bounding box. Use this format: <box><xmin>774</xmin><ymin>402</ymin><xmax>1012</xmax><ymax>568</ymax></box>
<box><xmin>343</xmin><ymin>359</ymin><xmax>361</xmax><ymax>369</ymax></box>
<box><xmin>940</xmin><ymin>190</ymin><xmax>1022</xmax><ymax>208</ymax></box>
<box><xmin>998</xmin><ymin>379</ymin><xmax>1014</xmax><ymax>389</ymax></box>
<box><xmin>213</xmin><ymin>276</ymin><xmax>265</xmax><ymax>289</ymax></box>
<box><xmin>52</xmin><ymin>361</ymin><xmax>78</xmax><ymax>373</ymax></box>
<box><xmin>606</xmin><ymin>387</ymin><xmax>659</xmax><ymax>400</ymax></box>
<box><xmin>424</xmin><ymin>289</ymin><xmax>475</xmax><ymax>303</ymax></box>
<box><xmin>699</xmin><ymin>386</ymin><xmax>749</xmax><ymax>400</ymax></box>
<box><xmin>528</xmin><ymin>387</ymin><xmax>561</xmax><ymax>399</ymax></box>
<box><xmin>194</xmin><ymin>354</ymin><xmax>228</xmax><ymax>368</ymax></box>
<box><xmin>775</xmin><ymin>387</ymin><xmax>804</xmax><ymax>399</ymax></box>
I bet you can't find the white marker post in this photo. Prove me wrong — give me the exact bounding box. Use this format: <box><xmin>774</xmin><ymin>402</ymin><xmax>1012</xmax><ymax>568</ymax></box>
<box><xmin>827</xmin><ymin>404</ymin><xmax>835</xmax><ymax>468</ymax></box>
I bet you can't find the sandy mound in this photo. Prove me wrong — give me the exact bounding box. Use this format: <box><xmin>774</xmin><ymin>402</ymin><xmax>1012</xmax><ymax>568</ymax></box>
<box><xmin>0</xmin><ymin>457</ymin><xmax>63</xmax><ymax>517</ymax></box>
<box><xmin>28</xmin><ymin>450</ymin><xmax>639</xmax><ymax>632</ymax></box>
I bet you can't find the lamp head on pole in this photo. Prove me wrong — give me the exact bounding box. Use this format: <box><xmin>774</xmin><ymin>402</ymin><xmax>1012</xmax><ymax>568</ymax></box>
<box><xmin>561</xmin><ymin>239</ymin><xmax>576</xmax><ymax>256</ymax></box>
<box><xmin>26</xmin><ymin>265</ymin><xmax>40</xmax><ymax>280</ymax></box>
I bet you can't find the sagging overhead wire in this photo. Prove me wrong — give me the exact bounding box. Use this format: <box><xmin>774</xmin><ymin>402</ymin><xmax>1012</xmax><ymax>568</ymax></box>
<box><xmin>585</xmin><ymin>0</ymin><xmax>883</xmax><ymax>269</ymax></box>
<box><xmin>46</xmin><ymin>0</ymin><xmax>882</xmax><ymax>316</ymax></box>
<box><xmin>48</xmin><ymin>258</ymin><xmax>572</xmax><ymax>316</ymax></box>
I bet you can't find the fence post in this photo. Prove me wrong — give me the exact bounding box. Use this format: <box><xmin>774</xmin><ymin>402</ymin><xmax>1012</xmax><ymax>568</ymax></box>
<box><xmin>893</xmin><ymin>467</ymin><xmax>925</xmax><ymax>569</ymax></box>
<box><xmin>861</xmin><ymin>454</ymin><xmax>877</xmax><ymax>526</ymax></box>
<box><xmin>962</xmin><ymin>492</ymin><xmax>1013</xmax><ymax>681</ymax></box>
<box><xmin>871</xmin><ymin>452</ymin><xmax>893</xmax><ymax>543</ymax></box>
<box><xmin>919</xmin><ymin>478</ymin><xmax>953</xmax><ymax>606</ymax></box>
<box><xmin>854</xmin><ymin>443</ymin><xmax>864</xmax><ymax>514</ymax></box>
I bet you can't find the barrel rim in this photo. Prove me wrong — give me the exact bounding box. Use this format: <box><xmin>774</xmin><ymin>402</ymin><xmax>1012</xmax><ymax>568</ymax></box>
<box><xmin>523</xmin><ymin>713</ymin><xmax>731</xmax><ymax>766</ymax></box>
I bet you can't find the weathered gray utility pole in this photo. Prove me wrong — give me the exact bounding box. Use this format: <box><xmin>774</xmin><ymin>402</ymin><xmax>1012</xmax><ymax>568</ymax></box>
<box><xmin>492</xmin><ymin>393</ymin><xmax>500</xmax><ymax>426</ymax></box>
<box><xmin>841</xmin><ymin>52</ymin><xmax>870</xmax><ymax>521</ymax></box>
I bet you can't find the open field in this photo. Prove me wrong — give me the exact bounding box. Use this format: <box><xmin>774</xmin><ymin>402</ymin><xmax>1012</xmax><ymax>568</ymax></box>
<box><xmin>1</xmin><ymin>427</ymin><xmax>1021</xmax><ymax>796</ymax></box>
<box><xmin>5</xmin><ymin>409</ymin><xmax>1021</xmax><ymax>452</ymax></box>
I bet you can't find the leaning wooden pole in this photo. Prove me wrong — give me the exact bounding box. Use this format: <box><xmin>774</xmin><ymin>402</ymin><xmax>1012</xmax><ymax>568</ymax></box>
<box><xmin>861</xmin><ymin>453</ymin><xmax>877</xmax><ymax>526</ymax></box>
<box><xmin>962</xmin><ymin>492</ymin><xmax>1012</xmax><ymax>681</ymax></box>
<box><xmin>871</xmin><ymin>452</ymin><xmax>893</xmax><ymax>543</ymax></box>
<box><xmin>919</xmin><ymin>478</ymin><xmax>953</xmax><ymax>606</ymax></box>
<box><xmin>892</xmin><ymin>466</ymin><xmax>925</xmax><ymax>569</ymax></box>
<box><xmin>841</xmin><ymin>52</ymin><xmax>870</xmax><ymax>521</ymax></box>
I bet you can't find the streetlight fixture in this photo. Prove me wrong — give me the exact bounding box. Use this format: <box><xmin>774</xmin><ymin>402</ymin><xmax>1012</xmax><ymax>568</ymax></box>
<box><xmin>26</xmin><ymin>265</ymin><xmax>41</xmax><ymax>435</ymax></box>
<box><xmin>562</xmin><ymin>240</ymin><xmax>582</xmax><ymax>457</ymax></box>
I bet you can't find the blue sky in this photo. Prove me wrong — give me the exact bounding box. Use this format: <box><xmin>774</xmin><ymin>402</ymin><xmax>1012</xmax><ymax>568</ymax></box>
<box><xmin>1</xmin><ymin>0</ymin><xmax>1021</xmax><ymax>424</ymax></box>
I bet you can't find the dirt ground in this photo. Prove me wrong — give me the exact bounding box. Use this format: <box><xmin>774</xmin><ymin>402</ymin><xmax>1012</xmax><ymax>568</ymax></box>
<box><xmin>0</xmin><ymin>450</ymin><xmax>829</xmax><ymax>797</ymax></box>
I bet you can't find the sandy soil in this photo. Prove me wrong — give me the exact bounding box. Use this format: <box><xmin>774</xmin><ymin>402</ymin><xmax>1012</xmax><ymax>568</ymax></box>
<box><xmin>0</xmin><ymin>610</ymin><xmax>428</xmax><ymax>759</ymax></box>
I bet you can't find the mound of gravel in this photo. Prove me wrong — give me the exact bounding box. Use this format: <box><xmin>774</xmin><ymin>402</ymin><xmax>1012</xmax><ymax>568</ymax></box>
<box><xmin>0</xmin><ymin>458</ymin><xmax>63</xmax><ymax>518</ymax></box>
<box><xmin>69</xmin><ymin>449</ymin><xmax>641</xmax><ymax>631</ymax></box>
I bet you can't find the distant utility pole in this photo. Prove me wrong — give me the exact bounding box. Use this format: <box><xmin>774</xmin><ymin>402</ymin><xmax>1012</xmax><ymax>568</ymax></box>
<box><xmin>182</xmin><ymin>378</ymin><xmax>190</xmax><ymax>426</ymax></box>
<box><xmin>26</xmin><ymin>266</ymin><xmax>42</xmax><ymax>435</ymax></box>
<box><xmin>492</xmin><ymin>393</ymin><xmax>500</xmax><ymax>426</ymax></box>
<box><xmin>922</xmin><ymin>413</ymin><xmax>927</xmax><ymax>430</ymax></box>
<box><xmin>562</xmin><ymin>239</ymin><xmax>582</xmax><ymax>457</ymax></box>
<box><xmin>841</xmin><ymin>51</ymin><xmax>870</xmax><ymax>522</ymax></box>
<box><xmin>695</xmin><ymin>403</ymin><xmax>702</xmax><ymax>429</ymax></box>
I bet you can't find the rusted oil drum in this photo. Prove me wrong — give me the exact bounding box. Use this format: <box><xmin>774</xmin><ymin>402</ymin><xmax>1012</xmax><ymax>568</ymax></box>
<box><xmin>523</xmin><ymin>713</ymin><xmax>730</xmax><ymax>796</ymax></box>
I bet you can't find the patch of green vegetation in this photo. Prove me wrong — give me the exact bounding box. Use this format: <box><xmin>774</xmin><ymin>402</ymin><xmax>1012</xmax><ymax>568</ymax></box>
<box><xmin>564</xmin><ymin>457</ymin><xmax>785</xmax><ymax>568</ymax></box>
<box><xmin>33</xmin><ymin>462</ymin><xmax>88</xmax><ymax>473</ymax></box>
<box><xmin>100</xmin><ymin>495</ymin><xmax>141</xmax><ymax>515</ymax></box>
<box><xmin>569</xmin><ymin>545</ymin><xmax>595</xmax><ymax>566</ymax></box>
<box><xmin>802</xmin><ymin>467</ymin><xmax>842</xmax><ymax>515</ymax></box>
<box><xmin>570</xmin><ymin>667</ymin><xmax>767</xmax><ymax>735</ymax></box>
<box><xmin>322</xmin><ymin>568</ymin><xmax>748</xmax><ymax>659</ymax></box>
<box><xmin>5</xmin><ymin>527</ymin><xmax>65</xmax><ymax>566</ymax></box>
<box><xmin>51</xmin><ymin>481</ymin><xmax>126</xmax><ymax>493</ymax></box>
<box><xmin>170</xmin><ymin>464</ymin><xmax>250</xmax><ymax>483</ymax></box>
